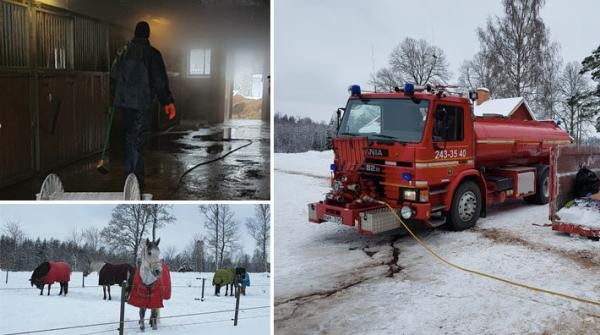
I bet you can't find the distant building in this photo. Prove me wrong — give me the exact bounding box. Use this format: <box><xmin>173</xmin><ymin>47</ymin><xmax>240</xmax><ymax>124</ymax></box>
<box><xmin>473</xmin><ymin>88</ymin><xmax>536</xmax><ymax>121</ymax></box>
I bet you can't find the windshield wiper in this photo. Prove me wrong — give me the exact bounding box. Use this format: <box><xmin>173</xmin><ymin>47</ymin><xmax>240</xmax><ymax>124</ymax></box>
<box><xmin>370</xmin><ymin>134</ymin><xmax>397</xmax><ymax>140</ymax></box>
<box><xmin>338</xmin><ymin>132</ymin><xmax>357</xmax><ymax>136</ymax></box>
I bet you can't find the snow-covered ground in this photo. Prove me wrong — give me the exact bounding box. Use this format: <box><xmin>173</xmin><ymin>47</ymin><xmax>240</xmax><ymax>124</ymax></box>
<box><xmin>275</xmin><ymin>151</ymin><xmax>600</xmax><ymax>335</ymax></box>
<box><xmin>0</xmin><ymin>271</ymin><xmax>270</xmax><ymax>335</ymax></box>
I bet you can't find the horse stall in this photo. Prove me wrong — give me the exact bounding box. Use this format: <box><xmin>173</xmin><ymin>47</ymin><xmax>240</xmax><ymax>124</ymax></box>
<box><xmin>0</xmin><ymin>0</ymin><xmax>271</xmax><ymax>200</ymax></box>
<box><xmin>549</xmin><ymin>145</ymin><xmax>600</xmax><ymax>238</ymax></box>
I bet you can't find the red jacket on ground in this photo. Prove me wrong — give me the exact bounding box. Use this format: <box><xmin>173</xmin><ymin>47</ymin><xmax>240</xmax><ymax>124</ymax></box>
<box><xmin>128</xmin><ymin>263</ymin><xmax>171</xmax><ymax>308</ymax></box>
<box><xmin>44</xmin><ymin>262</ymin><xmax>71</xmax><ymax>285</ymax></box>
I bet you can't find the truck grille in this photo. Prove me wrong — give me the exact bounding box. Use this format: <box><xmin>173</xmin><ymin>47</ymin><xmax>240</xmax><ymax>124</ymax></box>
<box><xmin>333</xmin><ymin>137</ymin><xmax>368</xmax><ymax>173</ymax></box>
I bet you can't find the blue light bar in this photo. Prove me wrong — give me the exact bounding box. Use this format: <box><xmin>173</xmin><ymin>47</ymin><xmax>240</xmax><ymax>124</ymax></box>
<box><xmin>402</xmin><ymin>172</ymin><xmax>412</xmax><ymax>181</ymax></box>
<box><xmin>349</xmin><ymin>84</ymin><xmax>361</xmax><ymax>96</ymax></box>
<box><xmin>404</xmin><ymin>83</ymin><xmax>414</xmax><ymax>96</ymax></box>
<box><xmin>330</xmin><ymin>163</ymin><xmax>337</xmax><ymax>172</ymax></box>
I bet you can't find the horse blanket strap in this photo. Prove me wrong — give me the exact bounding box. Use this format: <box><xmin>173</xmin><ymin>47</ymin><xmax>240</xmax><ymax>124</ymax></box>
<box><xmin>44</xmin><ymin>262</ymin><xmax>71</xmax><ymax>284</ymax></box>
<box><xmin>127</xmin><ymin>263</ymin><xmax>171</xmax><ymax>308</ymax></box>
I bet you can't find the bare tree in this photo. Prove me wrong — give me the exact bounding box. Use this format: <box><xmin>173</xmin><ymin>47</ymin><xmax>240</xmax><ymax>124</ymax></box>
<box><xmin>68</xmin><ymin>227</ymin><xmax>83</xmax><ymax>247</ymax></box>
<box><xmin>476</xmin><ymin>0</ymin><xmax>559</xmax><ymax>112</ymax></box>
<box><xmin>101</xmin><ymin>205</ymin><xmax>152</xmax><ymax>264</ymax></box>
<box><xmin>199</xmin><ymin>205</ymin><xmax>238</xmax><ymax>270</ymax></box>
<box><xmin>146</xmin><ymin>204</ymin><xmax>176</xmax><ymax>241</ymax></box>
<box><xmin>82</xmin><ymin>226</ymin><xmax>102</xmax><ymax>251</ymax></box>
<box><xmin>458</xmin><ymin>52</ymin><xmax>499</xmax><ymax>92</ymax></box>
<box><xmin>200</xmin><ymin>205</ymin><xmax>219</xmax><ymax>270</ymax></box>
<box><xmin>245</xmin><ymin>204</ymin><xmax>270</xmax><ymax>272</ymax></box>
<box><xmin>3</xmin><ymin>221</ymin><xmax>25</xmax><ymax>246</ymax></box>
<box><xmin>371</xmin><ymin>38</ymin><xmax>450</xmax><ymax>90</ymax></box>
<box><xmin>536</xmin><ymin>43</ymin><xmax>563</xmax><ymax>119</ymax></box>
<box><xmin>162</xmin><ymin>245</ymin><xmax>178</xmax><ymax>265</ymax></box>
<box><xmin>192</xmin><ymin>238</ymin><xmax>205</xmax><ymax>272</ymax></box>
<box><xmin>2</xmin><ymin>220</ymin><xmax>25</xmax><ymax>283</ymax></box>
<box><xmin>370</xmin><ymin>67</ymin><xmax>404</xmax><ymax>92</ymax></box>
<box><xmin>184</xmin><ymin>234</ymin><xmax>205</xmax><ymax>272</ymax></box>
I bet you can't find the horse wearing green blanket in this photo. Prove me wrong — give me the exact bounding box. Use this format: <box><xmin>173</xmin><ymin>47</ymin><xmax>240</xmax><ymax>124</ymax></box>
<box><xmin>212</xmin><ymin>267</ymin><xmax>245</xmax><ymax>296</ymax></box>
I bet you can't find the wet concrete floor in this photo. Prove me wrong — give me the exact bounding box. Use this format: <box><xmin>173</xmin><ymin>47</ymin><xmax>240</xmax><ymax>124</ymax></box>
<box><xmin>0</xmin><ymin>119</ymin><xmax>270</xmax><ymax>200</ymax></box>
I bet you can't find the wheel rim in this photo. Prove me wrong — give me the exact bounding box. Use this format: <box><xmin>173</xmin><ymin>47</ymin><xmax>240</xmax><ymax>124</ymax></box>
<box><xmin>123</xmin><ymin>173</ymin><xmax>141</xmax><ymax>200</ymax></box>
<box><xmin>458</xmin><ymin>191</ymin><xmax>477</xmax><ymax>222</ymax></box>
<box><xmin>39</xmin><ymin>174</ymin><xmax>64</xmax><ymax>200</ymax></box>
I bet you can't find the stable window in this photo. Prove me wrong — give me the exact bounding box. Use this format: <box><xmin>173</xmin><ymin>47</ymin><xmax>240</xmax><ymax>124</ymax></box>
<box><xmin>189</xmin><ymin>49</ymin><xmax>211</xmax><ymax>76</ymax></box>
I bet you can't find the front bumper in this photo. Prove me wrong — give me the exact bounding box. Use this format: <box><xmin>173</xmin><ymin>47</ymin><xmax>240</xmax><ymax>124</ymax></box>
<box><xmin>308</xmin><ymin>201</ymin><xmax>432</xmax><ymax>235</ymax></box>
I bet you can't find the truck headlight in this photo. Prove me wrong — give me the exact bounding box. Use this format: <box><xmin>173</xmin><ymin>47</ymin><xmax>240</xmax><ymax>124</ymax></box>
<box><xmin>402</xmin><ymin>189</ymin><xmax>417</xmax><ymax>201</ymax></box>
<box><xmin>332</xmin><ymin>180</ymin><xmax>343</xmax><ymax>192</ymax></box>
<box><xmin>401</xmin><ymin>206</ymin><xmax>413</xmax><ymax>219</ymax></box>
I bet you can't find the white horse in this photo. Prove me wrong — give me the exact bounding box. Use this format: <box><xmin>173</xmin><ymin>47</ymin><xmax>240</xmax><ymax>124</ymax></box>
<box><xmin>128</xmin><ymin>238</ymin><xmax>169</xmax><ymax>331</ymax></box>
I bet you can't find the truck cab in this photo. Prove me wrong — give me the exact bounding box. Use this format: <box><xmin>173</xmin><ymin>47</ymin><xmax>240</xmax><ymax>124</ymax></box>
<box><xmin>309</xmin><ymin>84</ymin><xmax>571</xmax><ymax>235</ymax></box>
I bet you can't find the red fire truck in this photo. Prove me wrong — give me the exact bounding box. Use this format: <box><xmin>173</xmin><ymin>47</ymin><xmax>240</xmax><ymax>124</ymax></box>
<box><xmin>308</xmin><ymin>84</ymin><xmax>573</xmax><ymax>235</ymax></box>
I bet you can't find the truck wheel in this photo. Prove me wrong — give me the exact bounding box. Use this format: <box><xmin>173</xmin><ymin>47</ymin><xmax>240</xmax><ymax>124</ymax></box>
<box><xmin>524</xmin><ymin>166</ymin><xmax>549</xmax><ymax>205</ymax></box>
<box><xmin>447</xmin><ymin>181</ymin><xmax>482</xmax><ymax>231</ymax></box>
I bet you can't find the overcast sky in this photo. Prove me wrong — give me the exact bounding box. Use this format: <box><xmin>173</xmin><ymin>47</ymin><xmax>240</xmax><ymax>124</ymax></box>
<box><xmin>275</xmin><ymin>0</ymin><xmax>599</xmax><ymax>122</ymax></box>
<box><xmin>0</xmin><ymin>204</ymin><xmax>260</xmax><ymax>256</ymax></box>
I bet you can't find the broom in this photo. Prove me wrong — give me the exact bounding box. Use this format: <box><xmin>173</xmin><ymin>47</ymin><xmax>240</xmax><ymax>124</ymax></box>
<box><xmin>97</xmin><ymin>106</ymin><xmax>115</xmax><ymax>174</ymax></box>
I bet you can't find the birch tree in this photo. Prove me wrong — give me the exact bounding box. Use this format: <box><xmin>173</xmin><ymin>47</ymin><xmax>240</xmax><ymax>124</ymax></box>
<box><xmin>199</xmin><ymin>205</ymin><xmax>238</xmax><ymax>270</ymax></box>
<box><xmin>245</xmin><ymin>204</ymin><xmax>270</xmax><ymax>272</ymax></box>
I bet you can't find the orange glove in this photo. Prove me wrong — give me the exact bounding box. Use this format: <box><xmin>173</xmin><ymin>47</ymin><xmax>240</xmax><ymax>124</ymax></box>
<box><xmin>164</xmin><ymin>103</ymin><xmax>176</xmax><ymax>120</ymax></box>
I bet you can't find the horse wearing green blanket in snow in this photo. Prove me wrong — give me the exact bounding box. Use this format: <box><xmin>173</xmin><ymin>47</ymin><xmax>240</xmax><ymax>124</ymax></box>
<box><xmin>212</xmin><ymin>267</ymin><xmax>245</xmax><ymax>296</ymax></box>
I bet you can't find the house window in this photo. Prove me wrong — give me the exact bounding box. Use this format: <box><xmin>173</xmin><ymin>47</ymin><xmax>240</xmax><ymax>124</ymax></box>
<box><xmin>189</xmin><ymin>49</ymin><xmax>211</xmax><ymax>76</ymax></box>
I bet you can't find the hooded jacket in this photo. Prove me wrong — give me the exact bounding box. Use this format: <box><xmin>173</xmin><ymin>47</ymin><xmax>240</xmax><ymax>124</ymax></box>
<box><xmin>128</xmin><ymin>262</ymin><xmax>171</xmax><ymax>309</ymax></box>
<box><xmin>110</xmin><ymin>38</ymin><xmax>173</xmax><ymax>110</ymax></box>
<box><xmin>241</xmin><ymin>272</ymin><xmax>250</xmax><ymax>288</ymax></box>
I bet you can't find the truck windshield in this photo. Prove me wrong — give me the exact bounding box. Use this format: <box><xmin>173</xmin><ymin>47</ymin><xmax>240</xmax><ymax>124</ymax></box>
<box><xmin>339</xmin><ymin>98</ymin><xmax>429</xmax><ymax>143</ymax></box>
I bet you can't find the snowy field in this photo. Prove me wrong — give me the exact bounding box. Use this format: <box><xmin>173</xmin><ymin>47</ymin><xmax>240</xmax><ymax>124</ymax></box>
<box><xmin>275</xmin><ymin>151</ymin><xmax>600</xmax><ymax>335</ymax></box>
<box><xmin>0</xmin><ymin>271</ymin><xmax>270</xmax><ymax>335</ymax></box>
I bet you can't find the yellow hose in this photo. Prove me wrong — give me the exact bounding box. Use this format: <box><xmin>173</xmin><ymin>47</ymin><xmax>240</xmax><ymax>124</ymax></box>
<box><xmin>379</xmin><ymin>201</ymin><xmax>600</xmax><ymax>307</ymax></box>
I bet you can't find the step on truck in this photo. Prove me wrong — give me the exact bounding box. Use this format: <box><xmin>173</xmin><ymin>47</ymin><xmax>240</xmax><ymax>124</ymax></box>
<box><xmin>308</xmin><ymin>84</ymin><xmax>573</xmax><ymax>234</ymax></box>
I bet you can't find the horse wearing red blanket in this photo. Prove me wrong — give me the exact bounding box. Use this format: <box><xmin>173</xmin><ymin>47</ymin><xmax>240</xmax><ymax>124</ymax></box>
<box><xmin>29</xmin><ymin>261</ymin><xmax>71</xmax><ymax>296</ymax></box>
<box><xmin>127</xmin><ymin>238</ymin><xmax>171</xmax><ymax>331</ymax></box>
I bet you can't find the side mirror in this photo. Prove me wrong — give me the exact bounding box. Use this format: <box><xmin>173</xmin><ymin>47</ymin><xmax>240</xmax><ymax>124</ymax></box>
<box><xmin>329</xmin><ymin>108</ymin><xmax>345</xmax><ymax>134</ymax></box>
<box><xmin>326</xmin><ymin>108</ymin><xmax>345</xmax><ymax>150</ymax></box>
<box><xmin>336</xmin><ymin>108</ymin><xmax>345</xmax><ymax>132</ymax></box>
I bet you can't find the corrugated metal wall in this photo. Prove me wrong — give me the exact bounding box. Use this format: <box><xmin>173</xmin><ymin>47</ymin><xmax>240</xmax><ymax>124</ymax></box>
<box><xmin>0</xmin><ymin>1</ymin><xmax>28</xmax><ymax>67</ymax></box>
<box><xmin>36</xmin><ymin>10</ymin><xmax>72</xmax><ymax>69</ymax></box>
<box><xmin>0</xmin><ymin>1</ymin><xmax>124</xmax><ymax>186</ymax></box>
<box><xmin>74</xmin><ymin>16</ymin><xmax>108</xmax><ymax>71</ymax></box>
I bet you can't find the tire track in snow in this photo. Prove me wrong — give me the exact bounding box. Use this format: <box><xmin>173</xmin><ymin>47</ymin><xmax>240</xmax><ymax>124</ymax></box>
<box><xmin>472</xmin><ymin>227</ymin><xmax>600</xmax><ymax>269</ymax></box>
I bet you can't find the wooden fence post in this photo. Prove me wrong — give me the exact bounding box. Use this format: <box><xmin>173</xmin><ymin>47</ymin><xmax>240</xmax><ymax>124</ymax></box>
<box><xmin>234</xmin><ymin>283</ymin><xmax>241</xmax><ymax>326</ymax></box>
<box><xmin>119</xmin><ymin>280</ymin><xmax>127</xmax><ymax>335</ymax></box>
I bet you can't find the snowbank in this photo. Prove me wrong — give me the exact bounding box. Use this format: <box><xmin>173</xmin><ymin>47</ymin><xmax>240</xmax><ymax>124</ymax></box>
<box><xmin>0</xmin><ymin>271</ymin><xmax>270</xmax><ymax>335</ymax></box>
<box><xmin>556</xmin><ymin>198</ymin><xmax>600</xmax><ymax>228</ymax></box>
<box><xmin>275</xmin><ymin>151</ymin><xmax>600</xmax><ymax>334</ymax></box>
